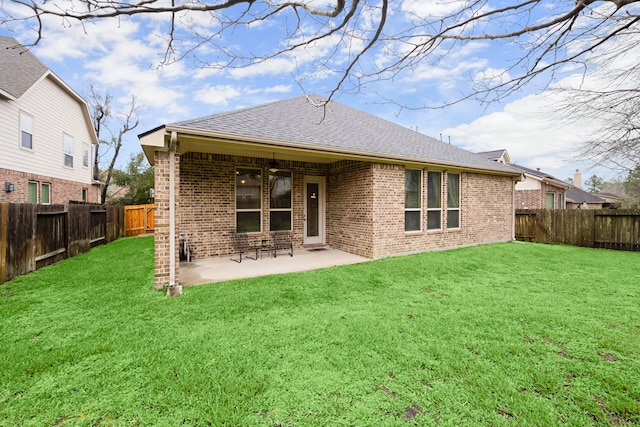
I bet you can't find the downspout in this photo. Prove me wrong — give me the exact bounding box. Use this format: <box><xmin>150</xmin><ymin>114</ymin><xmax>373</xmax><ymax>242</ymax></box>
<box><xmin>167</xmin><ymin>131</ymin><xmax>182</xmax><ymax>296</ymax></box>
<box><xmin>512</xmin><ymin>176</ymin><xmax>516</xmax><ymax>241</ymax></box>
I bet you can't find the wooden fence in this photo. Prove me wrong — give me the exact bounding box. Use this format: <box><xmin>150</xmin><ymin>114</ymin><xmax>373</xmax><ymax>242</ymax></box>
<box><xmin>515</xmin><ymin>209</ymin><xmax>640</xmax><ymax>251</ymax></box>
<box><xmin>124</xmin><ymin>204</ymin><xmax>155</xmax><ymax>236</ymax></box>
<box><xmin>0</xmin><ymin>203</ymin><xmax>124</xmax><ymax>284</ymax></box>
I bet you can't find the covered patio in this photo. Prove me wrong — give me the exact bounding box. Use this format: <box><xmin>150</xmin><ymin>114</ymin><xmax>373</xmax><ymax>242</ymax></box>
<box><xmin>180</xmin><ymin>247</ymin><xmax>369</xmax><ymax>285</ymax></box>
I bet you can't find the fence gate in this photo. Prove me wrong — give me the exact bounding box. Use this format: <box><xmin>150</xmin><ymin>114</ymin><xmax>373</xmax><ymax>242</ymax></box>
<box><xmin>125</xmin><ymin>204</ymin><xmax>155</xmax><ymax>236</ymax></box>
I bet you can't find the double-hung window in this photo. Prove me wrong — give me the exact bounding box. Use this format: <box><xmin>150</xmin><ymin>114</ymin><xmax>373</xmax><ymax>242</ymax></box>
<box><xmin>41</xmin><ymin>183</ymin><xmax>51</xmax><ymax>205</ymax></box>
<box><xmin>63</xmin><ymin>134</ymin><xmax>74</xmax><ymax>168</ymax></box>
<box><xmin>82</xmin><ymin>143</ymin><xmax>90</xmax><ymax>168</ymax></box>
<box><xmin>20</xmin><ymin>111</ymin><xmax>33</xmax><ymax>149</ymax></box>
<box><xmin>236</xmin><ymin>168</ymin><xmax>261</xmax><ymax>232</ymax></box>
<box><xmin>447</xmin><ymin>173</ymin><xmax>460</xmax><ymax>228</ymax></box>
<box><xmin>28</xmin><ymin>181</ymin><xmax>38</xmax><ymax>204</ymax></box>
<box><xmin>405</xmin><ymin>169</ymin><xmax>421</xmax><ymax>232</ymax></box>
<box><xmin>545</xmin><ymin>192</ymin><xmax>555</xmax><ymax>209</ymax></box>
<box><xmin>269</xmin><ymin>170</ymin><xmax>292</xmax><ymax>231</ymax></box>
<box><xmin>427</xmin><ymin>171</ymin><xmax>442</xmax><ymax>230</ymax></box>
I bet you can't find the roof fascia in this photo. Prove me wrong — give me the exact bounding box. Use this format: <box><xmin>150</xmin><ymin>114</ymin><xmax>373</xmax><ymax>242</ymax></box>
<box><xmin>162</xmin><ymin>125</ymin><xmax>521</xmax><ymax>177</ymax></box>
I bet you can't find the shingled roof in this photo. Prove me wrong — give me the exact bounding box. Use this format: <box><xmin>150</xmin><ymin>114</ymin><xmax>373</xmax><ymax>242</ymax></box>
<box><xmin>167</xmin><ymin>95</ymin><xmax>519</xmax><ymax>175</ymax></box>
<box><xmin>0</xmin><ymin>36</ymin><xmax>49</xmax><ymax>100</ymax></box>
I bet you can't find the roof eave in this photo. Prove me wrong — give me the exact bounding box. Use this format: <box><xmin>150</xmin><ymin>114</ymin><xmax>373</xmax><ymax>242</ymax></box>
<box><xmin>157</xmin><ymin>125</ymin><xmax>521</xmax><ymax>177</ymax></box>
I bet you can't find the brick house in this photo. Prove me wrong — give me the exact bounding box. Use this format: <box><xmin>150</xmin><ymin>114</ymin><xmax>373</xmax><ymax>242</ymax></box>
<box><xmin>0</xmin><ymin>36</ymin><xmax>100</xmax><ymax>204</ymax></box>
<box><xmin>139</xmin><ymin>95</ymin><xmax>521</xmax><ymax>293</ymax></box>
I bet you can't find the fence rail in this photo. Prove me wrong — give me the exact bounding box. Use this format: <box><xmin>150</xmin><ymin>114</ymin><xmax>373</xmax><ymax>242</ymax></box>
<box><xmin>515</xmin><ymin>209</ymin><xmax>640</xmax><ymax>251</ymax></box>
<box><xmin>0</xmin><ymin>203</ymin><xmax>124</xmax><ymax>284</ymax></box>
<box><xmin>124</xmin><ymin>204</ymin><xmax>155</xmax><ymax>237</ymax></box>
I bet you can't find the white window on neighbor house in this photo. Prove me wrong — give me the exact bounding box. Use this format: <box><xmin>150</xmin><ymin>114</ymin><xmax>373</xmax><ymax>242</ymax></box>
<box><xmin>82</xmin><ymin>188</ymin><xmax>88</xmax><ymax>202</ymax></box>
<box><xmin>20</xmin><ymin>111</ymin><xmax>34</xmax><ymax>150</ymax></box>
<box><xmin>63</xmin><ymin>134</ymin><xmax>74</xmax><ymax>168</ymax></box>
<box><xmin>558</xmin><ymin>193</ymin><xmax>564</xmax><ymax>209</ymax></box>
<box><xmin>427</xmin><ymin>171</ymin><xmax>442</xmax><ymax>230</ymax></box>
<box><xmin>41</xmin><ymin>182</ymin><xmax>51</xmax><ymax>204</ymax></box>
<box><xmin>405</xmin><ymin>169</ymin><xmax>422</xmax><ymax>232</ymax></box>
<box><xmin>82</xmin><ymin>143</ymin><xmax>89</xmax><ymax>168</ymax></box>
<box><xmin>28</xmin><ymin>181</ymin><xmax>38</xmax><ymax>204</ymax></box>
<box><xmin>236</xmin><ymin>168</ymin><xmax>261</xmax><ymax>233</ymax></box>
<box><xmin>546</xmin><ymin>192</ymin><xmax>555</xmax><ymax>209</ymax></box>
<box><xmin>269</xmin><ymin>170</ymin><xmax>292</xmax><ymax>231</ymax></box>
<box><xmin>447</xmin><ymin>173</ymin><xmax>460</xmax><ymax>229</ymax></box>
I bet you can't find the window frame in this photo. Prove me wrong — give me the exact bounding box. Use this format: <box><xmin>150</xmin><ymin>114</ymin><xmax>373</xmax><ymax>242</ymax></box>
<box><xmin>63</xmin><ymin>134</ymin><xmax>74</xmax><ymax>168</ymax></box>
<box><xmin>82</xmin><ymin>188</ymin><xmax>88</xmax><ymax>202</ymax></box>
<box><xmin>545</xmin><ymin>192</ymin><xmax>555</xmax><ymax>209</ymax></box>
<box><xmin>41</xmin><ymin>182</ymin><xmax>51</xmax><ymax>205</ymax></box>
<box><xmin>446</xmin><ymin>173</ymin><xmax>461</xmax><ymax>229</ymax></box>
<box><xmin>427</xmin><ymin>171</ymin><xmax>442</xmax><ymax>231</ymax></box>
<box><xmin>269</xmin><ymin>170</ymin><xmax>293</xmax><ymax>231</ymax></box>
<box><xmin>235</xmin><ymin>167</ymin><xmax>262</xmax><ymax>233</ymax></box>
<box><xmin>28</xmin><ymin>181</ymin><xmax>38</xmax><ymax>204</ymax></box>
<box><xmin>20</xmin><ymin>111</ymin><xmax>34</xmax><ymax>150</ymax></box>
<box><xmin>82</xmin><ymin>143</ymin><xmax>90</xmax><ymax>168</ymax></box>
<box><xmin>404</xmin><ymin>168</ymin><xmax>422</xmax><ymax>232</ymax></box>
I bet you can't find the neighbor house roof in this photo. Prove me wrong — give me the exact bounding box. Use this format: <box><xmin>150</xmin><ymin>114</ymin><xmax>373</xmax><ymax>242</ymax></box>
<box><xmin>0</xmin><ymin>36</ymin><xmax>99</xmax><ymax>146</ymax></box>
<box><xmin>141</xmin><ymin>95</ymin><xmax>520</xmax><ymax>176</ymax></box>
<box><xmin>566</xmin><ymin>186</ymin><xmax>605</xmax><ymax>204</ymax></box>
<box><xmin>0</xmin><ymin>36</ymin><xmax>49</xmax><ymax>99</ymax></box>
<box><xmin>477</xmin><ymin>149</ymin><xmax>511</xmax><ymax>164</ymax></box>
<box><xmin>508</xmin><ymin>164</ymin><xmax>571</xmax><ymax>189</ymax></box>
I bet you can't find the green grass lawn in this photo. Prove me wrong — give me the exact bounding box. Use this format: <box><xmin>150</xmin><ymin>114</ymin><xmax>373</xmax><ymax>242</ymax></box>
<box><xmin>1</xmin><ymin>237</ymin><xmax>639</xmax><ymax>426</ymax></box>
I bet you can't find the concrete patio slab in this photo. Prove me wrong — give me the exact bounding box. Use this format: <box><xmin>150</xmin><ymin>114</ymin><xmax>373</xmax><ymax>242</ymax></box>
<box><xmin>180</xmin><ymin>247</ymin><xmax>370</xmax><ymax>285</ymax></box>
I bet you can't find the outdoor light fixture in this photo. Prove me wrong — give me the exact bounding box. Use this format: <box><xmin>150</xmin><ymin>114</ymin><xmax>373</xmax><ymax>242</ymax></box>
<box><xmin>268</xmin><ymin>153</ymin><xmax>279</xmax><ymax>172</ymax></box>
<box><xmin>5</xmin><ymin>181</ymin><xmax>15</xmax><ymax>192</ymax></box>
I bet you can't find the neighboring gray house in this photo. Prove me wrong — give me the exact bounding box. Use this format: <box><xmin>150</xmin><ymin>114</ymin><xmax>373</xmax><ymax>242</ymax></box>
<box><xmin>0</xmin><ymin>36</ymin><xmax>100</xmax><ymax>204</ymax></box>
<box><xmin>139</xmin><ymin>95</ymin><xmax>521</xmax><ymax>293</ymax></box>
<box><xmin>565</xmin><ymin>186</ymin><xmax>605</xmax><ymax>209</ymax></box>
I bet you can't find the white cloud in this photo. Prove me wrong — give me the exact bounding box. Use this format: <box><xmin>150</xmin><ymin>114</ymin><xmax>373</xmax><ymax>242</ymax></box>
<box><xmin>194</xmin><ymin>85</ymin><xmax>241</xmax><ymax>106</ymax></box>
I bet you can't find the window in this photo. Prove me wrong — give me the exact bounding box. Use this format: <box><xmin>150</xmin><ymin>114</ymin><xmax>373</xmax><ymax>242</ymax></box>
<box><xmin>20</xmin><ymin>111</ymin><xmax>33</xmax><ymax>149</ymax></box>
<box><xmin>545</xmin><ymin>192</ymin><xmax>555</xmax><ymax>209</ymax></box>
<box><xmin>405</xmin><ymin>169</ymin><xmax>421</xmax><ymax>232</ymax></box>
<box><xmin>64</xmin><ymin>134</ymin><xmax>74</xmax><ymax>168</ymax></box>
<box><xmin>447</xmin><ymin>173</ymin><xmax>460</xmax><ymax>229</ymax></box>
<box><xmin>269</xmin><ymin>170</ymin><xmax>292</xmax><ymax>231</ymax></box>
<box><xmin>82</xmin><ymin>188</ymin><xmax>88</xmax><ymax>202</ymax></box>
<box><xmin>41</xmin><ymin>183</ymin><xmax>51</xmax><ymax>204</ymax></box>
<box><xmin>28</xmin><ymin>181</ymin><xmax>38</xmax><ymax>204</ymax></box>
<box><xmin>427</xmin><ymin>171</ymin><xmax>442</xmax><ymax>230</ymax></box>
<box><xmin>82</xmin><ymin>143</ymin><xmax>89</xmax><ymax>168</ymax></box>
<box><xmin>558</xmin><ymin>193</ymin><xmax>564</xmax><ymax>209</ymax></box>
<box><xmin>236</xmin><ymin>168</ymin><xmax>261</xmax><ymax>232</ymax></box>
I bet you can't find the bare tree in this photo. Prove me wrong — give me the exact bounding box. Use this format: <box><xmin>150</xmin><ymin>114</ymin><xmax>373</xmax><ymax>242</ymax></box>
<box><xmin>89</xmin><ymin>86</ymin><xmax>142</xmax><ymax>204</ymax></box>
<box><xmin>3</xmin><ymin>1</ymin><xmax>639</xmax><ymax>106</ymax></box>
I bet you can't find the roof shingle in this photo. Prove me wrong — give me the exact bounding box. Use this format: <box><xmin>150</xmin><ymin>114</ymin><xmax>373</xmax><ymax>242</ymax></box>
<box><xmin>172</xmin><ymin>94</ymin><xmax>519</xmax><ymax>174</ymax></box>
<box><xmin>0</xmin><ymin>36</ymin><xmax>49</xmax><ymax>99</ymax></box>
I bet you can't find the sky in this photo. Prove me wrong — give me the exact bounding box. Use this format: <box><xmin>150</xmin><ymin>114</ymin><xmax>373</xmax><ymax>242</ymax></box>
<box><xmin>1</xmin><ymin>0</ymin><xmax>632</xmax><ymax>184</ymax></box>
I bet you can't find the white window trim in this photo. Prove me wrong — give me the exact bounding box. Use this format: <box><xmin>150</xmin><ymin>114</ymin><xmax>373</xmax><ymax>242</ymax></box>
<box><xmin>63</xmin><ymin>133</ymin><xmax>74</xmax><ymax>168</ymax></box>
<box><xmin>28</xmin><ymin>180</ymin><xmax>38</xmax><ymax>204</ymax></box>
<box><xmin>41</xmin><ymin>182</ymin><xmax>51</xmax><ymax>205</ymax></box>
<box><xmin>20</xmin><ymin>111</ymin><xmax>34</xmax><ymax>151</ymax></box>
<box><xmin>235</xmin><ymin>167</ymin><xmax>262</xmax><ymax>233</ymax></box>
<box><xmin>405</xmin><ymin>169</ymin><xmax>422</xmax><ymax>232</ymax></box>
<box><xmin>82</xmin><ymin>143</ymin><xmax>90</xmax><ymax>168</ymax></box>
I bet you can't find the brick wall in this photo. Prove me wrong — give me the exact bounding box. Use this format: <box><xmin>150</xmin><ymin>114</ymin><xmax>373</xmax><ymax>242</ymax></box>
<box><xmin>516</xmin><ymin>183</ymin><xmax>566</xmax><ymax>209</ymax></box>
<box><xmin>0</xmin><ymin>168</ymin><xmax>100</xmax><ymax>203</ymax></box>
<box><xmin>368</xmin><ymin>168</ymin><xmax>515</xmax><ymax>258</ymax></box>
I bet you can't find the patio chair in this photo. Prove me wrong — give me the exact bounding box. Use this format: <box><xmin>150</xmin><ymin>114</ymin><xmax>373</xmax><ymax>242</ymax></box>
<box><xmin>230</xmin><ymin>231</ymin><xmax>260</xmax><ymax>263</ymax></box>
<box><xmin>272</xmin><ymin>231</ymin><xmax>293</xmax><ymax>258</ymax></box>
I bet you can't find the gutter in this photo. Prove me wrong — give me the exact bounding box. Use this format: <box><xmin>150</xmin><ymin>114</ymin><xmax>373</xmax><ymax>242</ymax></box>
<box><xmin>167</xmin><ymin>131</ymin><xmax>182</xmax><ymax>296</ymax></box>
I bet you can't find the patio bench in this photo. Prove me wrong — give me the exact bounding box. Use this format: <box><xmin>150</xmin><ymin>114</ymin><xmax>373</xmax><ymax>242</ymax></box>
<box><xmin>272</xmin><ymin>231</ymin><xmax>293</xmax><ymax>258</ymax></box>
<box><xmin>230</xmin><ymin>231</ymin><xmax>260</xmax><ymax>263</ymax></box>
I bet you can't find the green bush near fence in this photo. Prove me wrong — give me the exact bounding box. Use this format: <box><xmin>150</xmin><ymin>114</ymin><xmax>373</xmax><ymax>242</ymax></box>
<box><xmin>1</xmin><ymin>237</ymin><xmax>639</xmax><ymax>426</ymax></box>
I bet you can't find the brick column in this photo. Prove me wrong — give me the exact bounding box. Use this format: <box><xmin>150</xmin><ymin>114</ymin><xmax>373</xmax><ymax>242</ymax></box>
<box><xmin>153</xmin><ymin>147</ymin><xmax>180</xmax><ymax>291</ymax></box>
